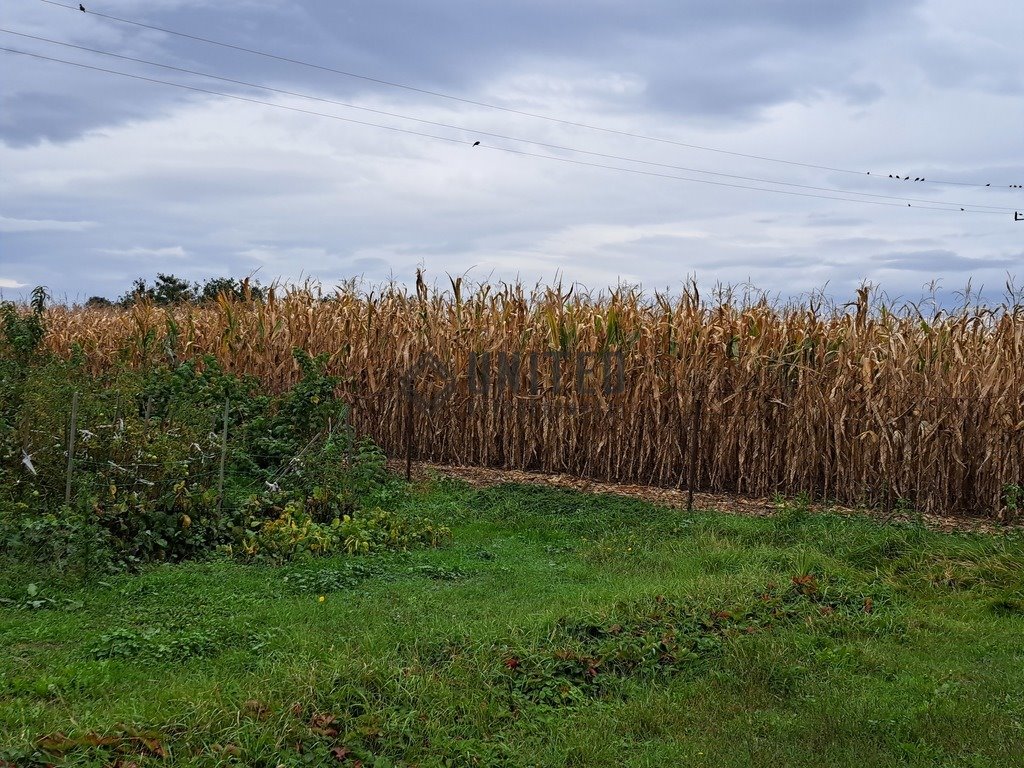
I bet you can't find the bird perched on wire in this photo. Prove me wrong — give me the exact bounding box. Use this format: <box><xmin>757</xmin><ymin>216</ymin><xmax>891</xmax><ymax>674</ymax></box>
<box><xmin>472</xmin><ymin>141</ymin><xmax>480</xmax><ymax>147</ymax></box>
<box><xmin>79</xmin><ymin>3</ymin><xmax>85</xmax><ymax>11</ymax></box>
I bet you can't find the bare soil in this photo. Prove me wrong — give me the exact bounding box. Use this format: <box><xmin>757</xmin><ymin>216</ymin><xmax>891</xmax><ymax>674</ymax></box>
<box><xmin>389</xmin><ymin>460</ymin><xmax>1020</xmax><ymax>534</ymax></box>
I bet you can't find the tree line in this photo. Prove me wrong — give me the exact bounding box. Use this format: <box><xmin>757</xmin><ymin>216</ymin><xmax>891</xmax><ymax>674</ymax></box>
<box><xmin>85</xmin><ymin>274</ymin><xmax>265</xmax><ymax>308</ymax></box>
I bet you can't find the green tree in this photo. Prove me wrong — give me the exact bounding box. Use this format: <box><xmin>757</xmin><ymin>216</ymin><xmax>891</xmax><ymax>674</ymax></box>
<box><xmin>198</xmin><ymin>277</ymin><xmax>264</xmax><ymax>303</ymax></box>
<box><xmin>118</xmin><ymin>274</ymin><xmax>197</xmax><ymax>307</ymax></box>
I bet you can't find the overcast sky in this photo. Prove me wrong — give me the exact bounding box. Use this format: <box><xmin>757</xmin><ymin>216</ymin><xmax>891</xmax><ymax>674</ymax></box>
<box><xmin>1</xmin><ymin>0</ymin><xmax>1022</xmax><ymax>304</ymax></box>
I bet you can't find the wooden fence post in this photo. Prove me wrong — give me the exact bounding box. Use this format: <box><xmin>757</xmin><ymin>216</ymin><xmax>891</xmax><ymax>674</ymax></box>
<box><xmin>64</xmin><ymin>391</ymin><xmax>79</xmax><ymax>506</ymax></box>
<box><xmin>217</xmin><ymin>396</ymin><xmax>229</xmax><ymax>513</ymax></box>
<box><xmin>405</xmin><ymin>379</ymin><xmax>414</xmax><ymax>481</ymax></box>
<box><xmin>687</xmin><ymin>398</ymin><xmax>702</xmax><ymax>512</ymax></box>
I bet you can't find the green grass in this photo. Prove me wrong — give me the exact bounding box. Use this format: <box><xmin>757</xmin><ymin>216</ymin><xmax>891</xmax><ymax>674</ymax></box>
<box><xmin>2</xmin><ymin>479</ymin><xmax>1024</xmax><ymax>767</ymax></box>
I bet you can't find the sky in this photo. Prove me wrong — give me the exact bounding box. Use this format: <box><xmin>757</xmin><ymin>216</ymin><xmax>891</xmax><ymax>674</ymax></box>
<box><xmin>0</xmin><ymin>0</ymin><xmax>1022</xmax><ymax>305</ymax></box>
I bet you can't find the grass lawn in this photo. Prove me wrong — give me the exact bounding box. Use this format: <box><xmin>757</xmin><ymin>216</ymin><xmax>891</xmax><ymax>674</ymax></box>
<box><xmin>2</xmin><ymin>478</ymin><xmax>1023</xmax><ymax>767</ymax></box>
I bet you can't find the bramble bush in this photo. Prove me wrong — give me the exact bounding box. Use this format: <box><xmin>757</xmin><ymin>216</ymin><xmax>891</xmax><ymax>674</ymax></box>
<box><xmin>0</xmin><ymin>288</ymin><xmax>442</xmax><ymax>575</ymax></box>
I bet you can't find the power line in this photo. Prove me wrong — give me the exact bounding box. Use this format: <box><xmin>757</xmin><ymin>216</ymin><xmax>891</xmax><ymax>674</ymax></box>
<box><xmin>6</xmin><ymin>29</ymin><xmax>1013</xmax><ymax>213</ymax></box>
<box><xmin>0</xmin><ymin>44</ymin><xmax>1003</xmax><ymax>216</ymax></box>
<box><xmin>36</xmin><ymin>0</ymin><xmax>1022</xmax><ymax>191</ymax></box>
<box><xmin>5</xmin><ymin>45</ymin><xmax>1001</xmax><ymax>216</ymax></box>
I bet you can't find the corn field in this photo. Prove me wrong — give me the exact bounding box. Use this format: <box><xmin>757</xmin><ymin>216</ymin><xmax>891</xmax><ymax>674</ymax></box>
<box><xmin>40</xmin><ymin>279</ymin><xmax>1024</xmax><ymax>518</ymax></box>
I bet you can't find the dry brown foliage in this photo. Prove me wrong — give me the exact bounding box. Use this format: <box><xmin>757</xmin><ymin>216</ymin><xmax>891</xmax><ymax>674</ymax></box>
<box><xmin>40</xmin><ymin>278</ymin><xmax>1024</xmax><ymax>518</ymax></box>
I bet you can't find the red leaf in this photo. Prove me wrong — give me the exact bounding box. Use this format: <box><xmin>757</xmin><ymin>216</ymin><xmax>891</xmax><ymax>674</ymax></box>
<box><xmin>330</xmin><ymin>746</ymin><xmax>352</xmax><ymax>762</ymax></box>
<box><xmin>791</xmin><ymin>574</ymin><xmax>819</xmax><ymax>595</ymax></box>
<box><xmin>310</xmin><ymin>712</ymin><xmax>337</xmax><ymax>727</ymax></box>
<box><xmin>36</xmin><ymin>732</ymin><xmax>118</xmax><ymax>755</ymax></box>
<box><xmin>36</xmin><ymin>733</ymin><xmax>77</xmax><ymax>755</ymax></box>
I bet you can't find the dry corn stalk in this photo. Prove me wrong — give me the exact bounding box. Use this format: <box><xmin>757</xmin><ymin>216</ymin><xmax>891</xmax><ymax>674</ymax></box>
<box><xmin>37</xmin><ymin>279</ymin><xmax>1024</xmax><ymax>518</ymax></box>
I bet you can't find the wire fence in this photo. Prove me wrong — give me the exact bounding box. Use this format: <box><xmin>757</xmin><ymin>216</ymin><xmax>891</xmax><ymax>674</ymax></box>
<box><xmin>372</xmin><ymin>367</ymin><xmax>1024</xmax><ymax>518</ymax></box>
<box><xmin>17</xmin><ymin>376</ymin><xmax>1024</xmax><ymax>521</ymax></box>
<box><xmin>17</xmin><ymin>390</ymin><xmax>355</xmax><ymax>521</ymax></box>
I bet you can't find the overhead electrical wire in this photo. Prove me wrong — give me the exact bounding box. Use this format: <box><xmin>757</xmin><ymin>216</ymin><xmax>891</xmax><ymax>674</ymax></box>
<box><xmin>0</xmin><ymin>46</ymin><xmax>1006</xmax><ymax>216</ymax></box>
<box><xmin>4</xmin><ymin>28</ymin><xmax>1014</xmax><ymax>213</ymax></box>
<box><xmin>34</xmin><ymin>0</ymin><xmax>1022</xmax><ymax>191</ymax></box>
<box><xmin>4</xmin><ymin>45</ymin><xmax>1005</xmax><ymax>216</ymax></box>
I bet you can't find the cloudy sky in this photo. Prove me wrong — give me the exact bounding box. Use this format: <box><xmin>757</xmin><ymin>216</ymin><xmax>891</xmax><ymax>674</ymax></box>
<box><xmin>1</xmin><ymin>0</ymin><xmax>1021</xmax><ymax>304</ymax></box>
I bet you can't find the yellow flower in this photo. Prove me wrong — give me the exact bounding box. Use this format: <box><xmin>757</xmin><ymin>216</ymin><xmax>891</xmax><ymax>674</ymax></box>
<box><xmin>318</xmin><ymin>595</ymin><xmax>326</xmax><ymax>603</ymax></box>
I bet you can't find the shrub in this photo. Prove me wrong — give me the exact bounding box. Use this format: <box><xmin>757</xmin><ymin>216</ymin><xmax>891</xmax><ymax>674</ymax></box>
<box><xmin>233</xmin><ymin>500</ymin><xmax>449</xmax><ymax>561</ymax></box>
<box><xmin>0</xmin><ymin>333</ymin><xmax>442</xmax><ymax>572</ymax></box>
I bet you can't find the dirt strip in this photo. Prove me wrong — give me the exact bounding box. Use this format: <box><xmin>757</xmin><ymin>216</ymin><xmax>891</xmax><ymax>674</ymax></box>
<box><xmin>388</xmin><ymin>460</ymin><xmax>1021</xmax><ymax>535</ymax></box>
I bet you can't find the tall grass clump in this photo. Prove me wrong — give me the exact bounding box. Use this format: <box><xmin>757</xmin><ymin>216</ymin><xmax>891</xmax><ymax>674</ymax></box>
<box><xmin>37</xmin><ymin>277</ymin><xmax>1024</xmax><ymax>518</ymax></box>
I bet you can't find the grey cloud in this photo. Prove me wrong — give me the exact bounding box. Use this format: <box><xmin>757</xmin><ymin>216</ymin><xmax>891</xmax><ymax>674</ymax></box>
<box><xmin>839</xmin><ymin>81</ymin><xmax>885</xmax><ymax>106</ymax></box>
<box><xmin>348</xmin><ymin>257</ymin><xmax>391</xmax><ymax>274</ymax></box>
<box><xmin>819</xmin><ymin>237</ymin><xmax>892</xmax><ymax>250</ymax></box>
<box><xmin>3</xmin><ymin>0</ymin><xmax>920</xmax><ymax>146</ymax></box>
<box><xmin>1</xmin><ymin>0</ymin><xmax>1021</xmax><ymax>307</ymax></box>
<box><xmin>803</xmin><ymin>215</ymin><xmax>871</xmax><ymax>227</ymax></box>
<box><xmin>392</xmin><ymin>240</ymin><xmax>477</xmax><ymax>256</ymax></box>
<box><xmin>876</xmin><ymin>249</ymin><xmax>1022</xmax><ymax>271</ymax></box>
<box><xmin>913</xmin><ymin>40</ymin><xmax>1023</xmax><ymax>96</ymax></box>
<box><xmin>0</xmin><ymin>215</ymin><xmax>96</xmax><ymax>232</ymax></box>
